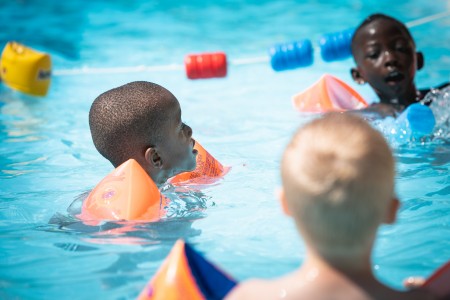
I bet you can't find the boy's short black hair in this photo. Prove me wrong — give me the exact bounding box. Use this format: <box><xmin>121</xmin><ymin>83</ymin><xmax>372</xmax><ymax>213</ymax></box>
<box><xmin>351</xmin><ymin>13</ymin><xmax>415</xmax><ymax>55</ymax></box>
<box><xmin>89</xmin><ymin>81</ymin><xmax>173</xmax><ymax>167</ymax></box>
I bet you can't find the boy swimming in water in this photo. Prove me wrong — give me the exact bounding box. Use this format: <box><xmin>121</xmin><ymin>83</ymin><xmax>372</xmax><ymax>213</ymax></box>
<box><xmin>59</xmin><ymin>81</ymin><xmax>206</xmax><ymax>223</ymax></box>
<box><xmin>350</xmin><ymin>13</ymin><xmax>448</xmax><ymax>117</ymax></box>
<box><xmin>89</xmin><ymin>81</ymin><xmax>198</xmax><ymax>187</ymax></box>
<box><xmin>227</xmin><ymin>113</ymin><xmax>435</xmax><ymax>300</ymax></box>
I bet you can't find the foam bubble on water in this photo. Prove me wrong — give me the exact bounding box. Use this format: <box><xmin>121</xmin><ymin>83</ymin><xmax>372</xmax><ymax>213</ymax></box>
<box><xmin>372</xmin><ymin>115</ymin><xmax>412</xmax><ymax>147</ymax></box>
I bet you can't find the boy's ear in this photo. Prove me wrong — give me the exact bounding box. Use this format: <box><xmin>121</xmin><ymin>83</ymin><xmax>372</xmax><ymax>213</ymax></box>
<box><xmin>144</xmin><ymin>147</ymin><xmax>163</xmax><ymax>168</ymax></box>
<box><xmin>277</xmin><ymin>188</ymin><xmax>291</xmax><ymax>216</ymax></box>
<box><xmin>351</xmin><ymin>68</ymin><xmax>365</xmax><ymax>84</ymax></box>
<box><xmin>384</xmin><ymin>197</ymin><xmax>399</xmax><ymax>224</ymax></box>
<box><xmin>416</xmin><ymin>51</ymin><xmax>424</xmax><ymax>70</ymax></box>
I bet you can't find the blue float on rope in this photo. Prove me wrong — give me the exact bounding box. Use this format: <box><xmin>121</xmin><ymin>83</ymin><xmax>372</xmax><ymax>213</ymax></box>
<box><xmin>318</xmin><ymin>28</ymin><xmax>355</xmax><ymax>62</ymax></box>
<box><xmin>269</xmin><ymin>39</ymin><xmax>313</xmax><ymax>71</ymax></box>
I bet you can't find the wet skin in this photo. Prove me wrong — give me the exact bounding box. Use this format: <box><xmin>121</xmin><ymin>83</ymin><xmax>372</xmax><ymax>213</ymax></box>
<box><xmin>157</xmin><ymin>99</ymin><xmax>197</xmax><ymax>179</ymax></box>
<box><xmin>351</xmin><ymin>19</ymin><xmax>422</xmax><ymax>108</ymax></box>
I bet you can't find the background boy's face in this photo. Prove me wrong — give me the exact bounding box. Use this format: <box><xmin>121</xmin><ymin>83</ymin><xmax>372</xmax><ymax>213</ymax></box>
<box><xmin>352</xmin><ymin>19</ymin><xmax>418</xmax><ymax>101</ymax></box>
<box><xmin>158</xmin><ymin>101</ymin><xmax>197</xmax><ymax>177</ymax></box>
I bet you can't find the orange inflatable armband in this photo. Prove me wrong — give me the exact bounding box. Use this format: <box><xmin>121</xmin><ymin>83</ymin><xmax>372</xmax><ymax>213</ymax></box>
<box><xmin>169</xmin><ymin>141</ymin><xmax>229</xmax><ymax>185</ymax></box>
<box><xmin>292</xmin><ymin>74</ymin><xmax>368</xmax><ymax>112</ymax></box>
<box><xmin>138</xmin><ymin>239</ymin><xmax>236</xmax><ymax>300</ymax></box>
<box><xmin>78</xmin><ymin>159</ymin><xmax>167</xmax><ymax>223</ymax></box>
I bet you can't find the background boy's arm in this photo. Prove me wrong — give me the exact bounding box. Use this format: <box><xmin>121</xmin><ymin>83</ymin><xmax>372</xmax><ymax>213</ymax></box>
<box><xmin>348</xmin><ymin>103</ymin><xmax>399</xmax><ymax>118</ymax></box>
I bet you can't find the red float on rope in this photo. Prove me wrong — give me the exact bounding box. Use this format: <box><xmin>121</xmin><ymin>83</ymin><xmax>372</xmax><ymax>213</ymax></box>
<box><xmin>184</xmin><ymin>52</ymin><xmax>227</xmax><ymax>79</ymax></box>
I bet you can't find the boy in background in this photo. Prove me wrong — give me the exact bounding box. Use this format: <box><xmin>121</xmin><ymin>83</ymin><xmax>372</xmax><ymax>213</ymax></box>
<box><xmin>350</xmin><ymin>13</ymin><xmax>448</xmax><ymax>117</ymax></box>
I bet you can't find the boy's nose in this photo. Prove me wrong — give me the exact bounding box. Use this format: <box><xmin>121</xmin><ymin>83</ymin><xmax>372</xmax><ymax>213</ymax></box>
<box><xmin>383</xmin><ymin>50</ymin><xmax>399</xmax><ymax>67</ymax></box>
<box><xmin>184</xmin><ymin>123</ymin><xmax>193</xmax><ymax>138</ymax></box>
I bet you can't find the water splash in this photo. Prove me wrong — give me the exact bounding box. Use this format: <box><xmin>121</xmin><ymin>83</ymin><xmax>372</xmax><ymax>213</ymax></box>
<box><xmin>428</xmin><ymin>86</ymin><xmax>450</xmax><ymax>140</ymax></box>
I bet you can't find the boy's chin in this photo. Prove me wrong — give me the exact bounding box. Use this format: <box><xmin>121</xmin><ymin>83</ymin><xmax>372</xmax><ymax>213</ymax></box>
<box><xmin>385</xmin><ymin>78</ymin><xmax>412</xmax><ymax>92</ymax></box>
<box><xmin>386</xmin><ymin>82</ymin><xmax>405</xmax><ymax>92</ymax></box>
<box><xmin>187</xmin><ymin>159</ymin><xmax>197</xmax><ymax>172</ymax></box>
<box><xmin>189</xmin><ymin>151</ymin><xmax>198</xmax><ymax>169</ymax></box>
<box><xmin>379</xmin><ymin>85</ymin><xmax>407</xmax><ymax>101</ymax></box>
<box><xmin>178</xmin><ymin>159</ymin><xmax>197</xmax><ymax>174</ymax></box>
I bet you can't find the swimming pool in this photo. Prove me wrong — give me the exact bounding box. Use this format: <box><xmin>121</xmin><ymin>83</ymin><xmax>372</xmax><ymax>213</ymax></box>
<box><xmin>1</xmin><ymin>0</ymin><xmax>449</xmax><ymax>299</ymax></box>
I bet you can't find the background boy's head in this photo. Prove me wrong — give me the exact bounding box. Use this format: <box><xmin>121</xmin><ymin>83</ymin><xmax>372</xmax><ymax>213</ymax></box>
<box><xmin>89</xmin><ymin>81</ymin><xmax>197</xmax><ymax>185</ymax></box>
<box><xmin>280</xmin><ymin>113</ymin><xmax>397</xmax><ymax>257</ymax></box>
<box><xmin>350</xmin><ymin>14</ymin><xmax>424</xmax><ymax>105</ymax></box>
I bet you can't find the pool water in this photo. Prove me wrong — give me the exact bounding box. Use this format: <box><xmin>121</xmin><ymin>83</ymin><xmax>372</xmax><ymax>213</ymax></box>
<box><xmin>1</xmin><ymin>1</ymin><xmax>449</xmax><ymax>299</ymax></box>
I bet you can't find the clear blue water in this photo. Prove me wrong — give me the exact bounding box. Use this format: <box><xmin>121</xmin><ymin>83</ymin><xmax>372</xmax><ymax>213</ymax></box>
<box><xmin>1</xmin><ymin>0</ymin><xmax>449</xmax><ymax>299</ymax></box>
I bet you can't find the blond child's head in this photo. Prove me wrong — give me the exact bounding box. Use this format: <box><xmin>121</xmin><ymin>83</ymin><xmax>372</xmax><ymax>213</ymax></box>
<box><xmin>281</xmin><ymin>113</ymin><xmax>397</xmax><ymax>257</ymax></box>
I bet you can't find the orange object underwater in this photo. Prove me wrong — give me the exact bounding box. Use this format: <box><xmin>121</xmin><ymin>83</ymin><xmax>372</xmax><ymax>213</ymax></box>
<box><xmin>78</xmin><ymin>159</ymin><xmax>168</xmax><ymax>223</ymax></box>
<box><xmin>292</xmin><ymin>74</ymin><xmax>368</xmax><ymax>112</ymax></box>
<box><xmin>169</xmin><ymin>141</ymin><xmax>229</xmax><ymax>185</ymax></box>
<box><xmin>138</xmin><ymin>239</ymin><xmax>236</xmax><ymax>300</ymax></box>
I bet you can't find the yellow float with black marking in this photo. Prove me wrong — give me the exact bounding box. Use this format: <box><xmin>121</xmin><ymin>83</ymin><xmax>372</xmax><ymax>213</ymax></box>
<box><xmin>0</xmin><ymin>42</ymin><xmax>52</xmax><ymax>96</ymax></box>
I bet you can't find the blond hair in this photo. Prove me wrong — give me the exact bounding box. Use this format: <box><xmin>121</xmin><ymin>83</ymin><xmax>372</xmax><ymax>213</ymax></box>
<box><xmin>281</xmin><ymin>113</ymin><xmax>395</xmax><ymax>254</ymax></box>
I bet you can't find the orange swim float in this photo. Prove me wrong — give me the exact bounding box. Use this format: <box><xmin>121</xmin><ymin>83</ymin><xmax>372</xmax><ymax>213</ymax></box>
<box><xmin>138</xmin><ymin>240</ymin><xmax>450</xmax><ymax>299</ymax></box>
<box><xmin>138</xmin><ymin>240</ymin><xmax>450</xmax><ymax>300</ymax></box>
<box><xmin>78</xmin><ymin>142</ymin><xmax>227</xmax><ymax>225</ymax></box>
<box><xmin>169</xmin><ymin>141</ymin><xmax>229</xmax><ymax>185</ymax></box>
<box><xmin>292</xmin><ymin>74</ymin><xmax>368</xmax><ymax>112</ymax></box>
<box><xmin>138</xmin><ymin>239</ymin><xmax>236</xmax><ymax>300</ymax></box>
<box><xmin>78</xmin><ymin>159</ymin><xmax>168</xmax><ymax>224</ymax></box>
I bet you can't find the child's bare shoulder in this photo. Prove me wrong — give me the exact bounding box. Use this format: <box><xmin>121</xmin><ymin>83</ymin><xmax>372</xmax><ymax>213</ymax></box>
<box><xmin>226</xmin><ymin>279</ymin><xmax>272</xmax><ymax>299</ymax></box>
<box><xmin>226</xmin><ymin>278</ymin><xmax>296</xmax><ymax>300</ymax></box>
<box><xmin>226</xmin><ymin>278</ymin><xmax>437</xmax><ymax>300</ymax></box>
<box><xmin>226</xmin><ymin>272</ymin><xmax>310</xmax><ymax>300</ymax></box>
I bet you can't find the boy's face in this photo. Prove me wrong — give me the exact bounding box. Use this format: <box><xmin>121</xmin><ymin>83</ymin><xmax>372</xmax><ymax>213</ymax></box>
<box><xmin>351</xmin><ymin>19</ymin><xmax>418</xmax><ymax>102</ymax></box>
<box><xmin>158</xmin><ymin>100</ymin><xmax>197</xmax><ymax>177</ymax></box>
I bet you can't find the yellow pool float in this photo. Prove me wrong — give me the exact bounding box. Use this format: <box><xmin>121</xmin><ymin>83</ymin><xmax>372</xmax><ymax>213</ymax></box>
<box><xmin>0</xmin><ymin>41</ymin><xmax>52</xmax><ymax>96</ymax></box>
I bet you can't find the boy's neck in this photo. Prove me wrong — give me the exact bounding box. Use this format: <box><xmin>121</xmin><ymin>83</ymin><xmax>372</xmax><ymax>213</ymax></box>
<box><xmin>147</xmin><ymin>166</ymin><xmax>175</xmax><ymax>187</ymax></box>
<box><xmin>379</xmin><ymin>85</ymin><xmax>420</xmax><ymax>108</ymax></box>
<box><xmin>295</xmin><ymin>252</ymin><xmax>388</xmax><ymax>300</ymax></box>
<box><xmin>152</xmin><ymin>173</ymin><xmax>167</xmax><ymax>188</ymax></box>
<box><xmin>305</xmin><ymin>245</ymin><xmax>374</xmax><ymax>276</ymax></box>
<box><xmin>293</xmin><ymin>251</ymin><xmax>378</xmax><ymax>299</ymax></box>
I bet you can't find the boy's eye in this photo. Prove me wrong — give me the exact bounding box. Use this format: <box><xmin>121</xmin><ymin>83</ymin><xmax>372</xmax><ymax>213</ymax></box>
<box><xmin>366</xmin><ymin>50</ymin><xmax>379</xmax><ymax>59</ymax></box>
<box><xmin>395</xmin><ymin>43</ymin><xmax>408</xmax><ymax>52</ymax></box>
<box><xmin>181</xmin><ymin>122</ymin><xmax>187</xmax><ymax>130</ymax></box>
<box><xmin>393</xmin><ymin>38</ymin><xmax>412</xmax><ymax>52</ymax></box>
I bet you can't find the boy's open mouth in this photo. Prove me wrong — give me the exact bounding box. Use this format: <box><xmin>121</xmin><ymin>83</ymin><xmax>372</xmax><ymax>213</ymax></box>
<box><xmin>385</xmin><ymin>71</ymin><xmax>405</xmax><ymax>85</ymax></box>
